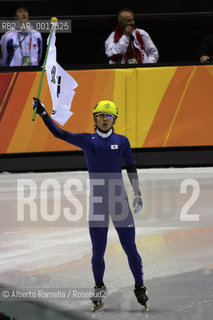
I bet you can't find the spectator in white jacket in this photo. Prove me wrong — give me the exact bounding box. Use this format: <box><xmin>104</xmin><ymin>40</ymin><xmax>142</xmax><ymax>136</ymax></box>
<box><xmin>0</xmin><ymin>7</ymin><xmax>42</xmax><ymax>67</ymax></box>
<box><xmin>105</xmin><ymin>8</ymin><xmax>159</xmax><ymax>64</ymax></box>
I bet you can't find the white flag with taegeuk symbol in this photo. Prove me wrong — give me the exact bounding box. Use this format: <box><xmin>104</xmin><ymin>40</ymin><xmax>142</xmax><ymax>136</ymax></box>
<box><xmin>45</xmin><ymin>24</ymin><xmax>78</xmax><ymax>126</ymax></box>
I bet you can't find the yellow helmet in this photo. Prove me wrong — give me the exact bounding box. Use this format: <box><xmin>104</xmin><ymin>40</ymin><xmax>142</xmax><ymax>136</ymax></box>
<box><xmin>93</xmin><ymin>100</ymin><xmax>118</xmax><ymax>118</ymax></box>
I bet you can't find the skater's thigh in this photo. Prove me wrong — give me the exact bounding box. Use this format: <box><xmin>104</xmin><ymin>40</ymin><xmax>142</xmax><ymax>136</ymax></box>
<box><xmin>89</xmin><ymin>227</ymin><xmax>108</xmax><ymax>248</ymax></box>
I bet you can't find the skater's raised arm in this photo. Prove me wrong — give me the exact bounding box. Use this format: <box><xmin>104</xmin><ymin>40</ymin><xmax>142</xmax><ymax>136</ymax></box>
<box><xmin>32</xmin><ymin>98</ymin><xmax>88</xmax><ymax>149</ymax></box>
<box><xmin>33</xmin><ymin>98</ymin><xmax>69</xmax><ymax>140</ymax></box>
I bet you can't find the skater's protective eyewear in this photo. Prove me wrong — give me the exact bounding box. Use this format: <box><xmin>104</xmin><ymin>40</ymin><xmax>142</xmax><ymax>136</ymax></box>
<box><xmin>95</xmin><ymin>113</ymin><xmax>116</xmax><ymax>119</ymax></box>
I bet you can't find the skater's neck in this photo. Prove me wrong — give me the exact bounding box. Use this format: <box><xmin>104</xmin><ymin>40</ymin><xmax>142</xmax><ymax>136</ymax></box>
<box><xmin>96</xmin><ymin>128</ymin><xmax>112</xmax><ymax>138</ymax></box>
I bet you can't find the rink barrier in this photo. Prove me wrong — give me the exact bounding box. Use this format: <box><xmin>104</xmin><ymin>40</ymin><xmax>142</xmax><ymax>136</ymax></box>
<box><xmin>1</xmin><ymin>64</ymin><xmax>213</xmax><ymax>170</ymax></box>
<box><xmin>1</xmin><ymin>65</ymin><xmax>213</xmax><ymax>153</ymax></box>
<box><xmin>0</xmin><ymin>283</ymin><xmax>88</xmax><ymax>320</ymax></box>
<box><xmin>1</xmin><ymin>146</ymin><xmax>213</xmax><ymax>172</ymax></box>
<box><xmin>0</xmin><ymin>300</ymin><xmax>87</xmax><ymax>320</ymax></box>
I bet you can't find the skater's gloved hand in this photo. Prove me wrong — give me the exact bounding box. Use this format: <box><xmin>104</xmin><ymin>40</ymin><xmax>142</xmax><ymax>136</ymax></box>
<box><xmin>33</xmin><ymin>97</ymin><xmax>47</xmax><ymax>117</ymax></box>
<box><xmin>133</xmin><ymin>194</ymin><xmax>143</xmax><ymax>213</ymax></box>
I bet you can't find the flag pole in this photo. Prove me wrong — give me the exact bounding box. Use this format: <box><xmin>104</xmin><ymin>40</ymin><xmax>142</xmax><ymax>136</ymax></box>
<box><xmin>32</xmin><ymin>17</ymin><xmax>58</xmax><ymax>121</ymax></box>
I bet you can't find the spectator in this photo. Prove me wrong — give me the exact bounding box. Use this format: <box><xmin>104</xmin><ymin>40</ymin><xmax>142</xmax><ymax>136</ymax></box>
<box><xmin>198</xmin><ymin>33</ymin><xmax>213</xmax><ymax>63</ymax></box>
<box><xmin>105</xmin><ymin>8</ymin><xmax>159</xmax><ymax>64</ymax></box>
<box><xmin>0</xmin><ymin>7</ymin><xmax>42</xmax><ymax>66</ymax></box>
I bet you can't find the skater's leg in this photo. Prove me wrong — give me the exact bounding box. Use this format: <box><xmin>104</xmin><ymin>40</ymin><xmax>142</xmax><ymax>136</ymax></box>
<box><xmin>115</xmin><ymin>225</ymin><xmax>144</xmax><ymax>287</ymax></box>
<box><xmin>89</xmin><ymin>227</ymin><xmax>108</xmax><ymax>286</ymax></box>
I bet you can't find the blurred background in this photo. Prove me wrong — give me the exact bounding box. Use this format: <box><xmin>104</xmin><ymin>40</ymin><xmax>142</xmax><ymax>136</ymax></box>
<box><xmin>1</xmin><ymin>0</ymin><xmax>213</xmax><ymax>66</ymax></box>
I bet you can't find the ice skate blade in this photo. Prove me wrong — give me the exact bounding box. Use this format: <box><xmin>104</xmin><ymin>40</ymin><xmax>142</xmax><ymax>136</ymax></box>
<box><xmin>91</xmin><ymin>302</ymin><xmax>104</xmax><ymax>312</ymax></box>
<box><xmin>143</xmin><ymin>304</ymin><xmax>149</xmax><ymax>312</ymax></box>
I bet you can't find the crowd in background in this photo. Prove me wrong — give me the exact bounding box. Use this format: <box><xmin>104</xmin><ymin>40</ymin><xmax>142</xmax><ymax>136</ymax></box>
<box><xmin>0</xmin><ymin>6</ymin><xmax>213</xmax><ymax>67</ymax></box>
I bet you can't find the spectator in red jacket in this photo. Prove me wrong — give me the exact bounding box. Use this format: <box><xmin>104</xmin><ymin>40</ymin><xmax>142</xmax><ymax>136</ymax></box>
<box><xmin>105</xmin><ymin>8</ymin><xmax>159</xmax><ymax>64</ymax></box>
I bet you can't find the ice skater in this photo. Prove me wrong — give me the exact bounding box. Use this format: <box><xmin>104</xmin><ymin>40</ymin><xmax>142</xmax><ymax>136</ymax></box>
<box><xmin>33</xmin><ymin>98</ymin><xmax>148</xmax><ymax>311</ymax></box>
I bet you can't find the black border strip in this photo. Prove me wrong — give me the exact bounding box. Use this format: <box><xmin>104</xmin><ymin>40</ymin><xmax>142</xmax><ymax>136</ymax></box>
<box><xmin>1</xmin><ymin>146</ymin><xmax>213</xmax><ymax>172</ymax></box>
<box><xmin>1</xmin><ymin>145</ymin><xmax>213</xmax><ymax>159</ymax></box>
<box><xmin>0</xmin><ymin>62</ymin><xmax>209</xmax><ymax>73</ymax></box>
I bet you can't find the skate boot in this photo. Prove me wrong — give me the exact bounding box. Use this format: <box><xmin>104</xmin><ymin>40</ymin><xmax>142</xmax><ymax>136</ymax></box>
<box><xmin>134</xmin><ymin>286</ymin><xmax>149</xmax><ymax>311</ymax></box>
<box><xmin>90</xmin><ymin>284</ymin><xmax>106</xmax><ymax>312</ymax></box>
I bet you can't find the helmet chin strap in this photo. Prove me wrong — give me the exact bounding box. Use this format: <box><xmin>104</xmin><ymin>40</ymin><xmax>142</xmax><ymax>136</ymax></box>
<box><xmin>96</xmin><ymin>127</ymin><xmax>113</xmax><ymax>138</ymax></box>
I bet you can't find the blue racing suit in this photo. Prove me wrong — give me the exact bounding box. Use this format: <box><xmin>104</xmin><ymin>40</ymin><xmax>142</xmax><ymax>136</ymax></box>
<box><xmin>42</xmin><ymin>114</ymin><xmax>144</xmax><ymax>287</ymax></box>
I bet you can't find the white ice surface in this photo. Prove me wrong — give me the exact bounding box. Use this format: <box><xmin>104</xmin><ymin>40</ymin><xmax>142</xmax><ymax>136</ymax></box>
<box><xmin>0</xmin><ymin>168</ymin><xmax>213</xmax><ymax>320</ymax></box>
